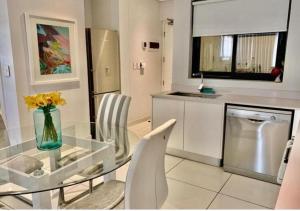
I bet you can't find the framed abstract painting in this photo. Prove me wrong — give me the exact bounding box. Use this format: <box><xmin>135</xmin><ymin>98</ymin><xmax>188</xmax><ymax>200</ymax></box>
<box><xmin>25</xmin><ymin>13</ymin><xmax>79</xmax><ymax>85</ymax></box>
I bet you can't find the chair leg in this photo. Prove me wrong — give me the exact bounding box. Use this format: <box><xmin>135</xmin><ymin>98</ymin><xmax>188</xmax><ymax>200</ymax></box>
<box><xmin>59</xmin><ymin>179</ymin><xmax>97</xmax><ymax>207</ymax></box>
<box><xmin>59</xmin><ymin>187</ymin><xmax>66</xmax><ymax>205</ymax></box>
<box><xmin>104</xmin><ymin>171</ymin><xmax>116</xmax><ymax>182</ymax></box>
<box><xmin>89</xmin><ymin>179</ymin><xmax>93</xmax><ymax>193</ymax></box>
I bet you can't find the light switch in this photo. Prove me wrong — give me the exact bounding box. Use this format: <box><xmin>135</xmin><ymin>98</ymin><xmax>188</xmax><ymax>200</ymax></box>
<box><xmin>105</xmin><ymin>67</ymin><xmax>111</xmax><ymax>76</ymax></box>
<box><xmin>142</xmin><ymin>42</ymin><xmax>147</xmax><ymax>50</ymax></box>
<box><xmin>133</xmin><ymin>62</ymin><xmax>146</xmax><ymax>71</ymax></box>
<box><xmin>139</xmin><ymin>62</ymin><xmax>146</xmax><ymax>70</ymax></box>
<box><xmin>3</xmin><ymin>65</ymin><xmax>10</xmax><ymax>77</ymax></box>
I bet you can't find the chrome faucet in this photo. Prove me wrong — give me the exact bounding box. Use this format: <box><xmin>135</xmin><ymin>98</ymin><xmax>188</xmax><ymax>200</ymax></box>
<box><xmin>198</xmin><ymin>73</ymin><xmax>204</xmax><ymax>91</ymax></box>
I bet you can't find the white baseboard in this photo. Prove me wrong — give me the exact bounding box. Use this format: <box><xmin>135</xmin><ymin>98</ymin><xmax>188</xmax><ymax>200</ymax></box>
<box><xmin>166</xmin><ymin>148</ymin><xmax>221</xmax><ymax>167</ymax></box>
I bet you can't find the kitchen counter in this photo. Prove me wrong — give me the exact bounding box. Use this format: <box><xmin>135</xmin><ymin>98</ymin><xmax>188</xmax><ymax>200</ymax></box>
<box><xmin>276</xmin><ymin>125</ymin><xmax>300</xmax><ymax>209</ymax></box>
<box><xmin>152</xmin><ymin>91</ymin><xmax>300</xmax><ymax>110</ymax></box>
<box><xmin>153</xmin><ymin>91</ymin><xmax>300</xmax><ymax>204</ymax></box>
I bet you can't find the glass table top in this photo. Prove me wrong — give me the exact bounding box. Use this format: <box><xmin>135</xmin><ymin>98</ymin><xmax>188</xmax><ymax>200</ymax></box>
<box><xmin>0</xmin><ymin>122</ymin><xmax>139</xmax><ymax>196</ymax></box>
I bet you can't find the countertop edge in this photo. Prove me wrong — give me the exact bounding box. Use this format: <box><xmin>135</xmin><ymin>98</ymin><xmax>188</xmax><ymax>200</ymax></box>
<box><xmin>152</xmin><ymin>91</ymin><xmax>300</xmax><ymax>110</ymax></box>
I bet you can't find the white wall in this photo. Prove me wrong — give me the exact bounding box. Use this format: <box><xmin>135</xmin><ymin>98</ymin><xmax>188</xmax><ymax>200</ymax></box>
<box><xmin>93</xmin><ymin>0</ymin><xmax>119</xmax><ymax>30</ymax></box>
<box><xmin>0</xmin><ymin>0</ymin><xmax>21</xmax><ymax>130</ymax></box>
<box><xmin>84</xmin><ymin>0</ymin><xmax>93</xmax><ymax>28</ymax></box>
<box><xmin>119</xmin><ymin>0</ymin><xmax>162</xmax><ymax>122</ymax></box>
<box><xmin>172</xmin><ymin>0</ymin><xmax>300</xmax><ymax>98</ymax></box>
<box><xmin>86</xmin><ymin>0</ymin><xmax>119</xmax><ymax>30</ymax></box>
<box><xmin>160</xmin><ymin>0</ymin><xmax>174</xmax><ymax>20</ymax></box>
<box><xmin>172</xmin><ymin>0</ymin><xmax>193</xmax><ymax>88</ymax></box>
<box><xmin>6</xmin><ymin>0</ymin><xmax>90</xmax><ymax>128</ymax></box>
<box><xmin>119</xmin><ymin>0</ymin><xmax>130</xmax><ymax>97</ymax></box>
<box><xmin>283</xmin><ymin>0</ymin><xmax>300</xmax><ymax>92</ymax></box>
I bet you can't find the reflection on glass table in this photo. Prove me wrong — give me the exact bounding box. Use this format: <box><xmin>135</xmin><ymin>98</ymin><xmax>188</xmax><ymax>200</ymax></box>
<box><xmin>0</xmin><ymin>122</ymin><xmax>139</xmax><ymax>209</ymax></box>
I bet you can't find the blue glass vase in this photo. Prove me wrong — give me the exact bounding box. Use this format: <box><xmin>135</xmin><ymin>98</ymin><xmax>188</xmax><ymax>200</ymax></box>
<box><xmin>33</xmin><ymin>106</ymin><xmax>62</xmax><ymax>151</ymax></box>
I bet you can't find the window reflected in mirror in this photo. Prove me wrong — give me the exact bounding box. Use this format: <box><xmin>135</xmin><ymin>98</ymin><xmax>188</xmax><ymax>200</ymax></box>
<box><xmin>200</xmin><ymin>36</ymin><xmax>233</xmax><ymax>72</ymax></box>
<box><xmin>192</xmin><ymin>32</ymin><xmax>287</xmax><ymax>82</ymax></box>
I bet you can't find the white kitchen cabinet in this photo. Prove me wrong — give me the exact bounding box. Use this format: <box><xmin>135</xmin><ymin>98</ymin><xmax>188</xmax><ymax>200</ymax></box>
<box><xmin>152</xmin><ymin>98</ymin><xmax>184</xmax><ymax>150</ymax></box>
<box><xmin>184</xmin><ymin>101</ymin><xmax>224</xmax><ymax>159</ymax></box>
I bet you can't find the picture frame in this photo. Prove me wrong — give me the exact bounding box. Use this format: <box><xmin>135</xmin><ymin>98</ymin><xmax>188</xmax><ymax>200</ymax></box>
<box><xmin>25</xmin><ymin>13</ymin><xmax>79</xmax><ymax>86</ymax></box>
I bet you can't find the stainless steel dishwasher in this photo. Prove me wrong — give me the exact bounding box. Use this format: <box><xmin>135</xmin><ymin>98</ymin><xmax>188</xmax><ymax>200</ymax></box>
<box><xmin>224</xmin><ymin>105</ymin><xmax>293</xmax><ymax>184</ymax></box>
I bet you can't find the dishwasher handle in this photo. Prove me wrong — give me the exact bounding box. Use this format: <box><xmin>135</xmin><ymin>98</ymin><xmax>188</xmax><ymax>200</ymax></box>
<box><xmin>247</xmin><ymin>118</ymin><xmax>265</xmax><ymax>123</ymax></box>
<box><xmin>277</xmin><ymin>138</ymin><xmax>294</xmax><ymax>184</ymax></box>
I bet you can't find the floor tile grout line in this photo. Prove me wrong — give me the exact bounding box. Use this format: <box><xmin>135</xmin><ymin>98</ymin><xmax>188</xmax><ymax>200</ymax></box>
<box><xmin>218</xmin><ymin>175</ymin><xmax>274</xmax><ymax>209</ymax></box>
<box><xmin>205</xmin><ymin>174</ymin><xmax>232</xmax><ymax>209</ymax></box>
<box><xmin>167</xmin><ymin>159</ymin><xmax>232</xmax><ymax>193</ymax></box>
<box><xmin>219</xmin><ymin>192</ymin><xmax>272</xmax><ymax>209</ymax></box>
<box><xmin>205</xmin><ymin>191</ymin><xmax>219</xmax><ymax>209</ymax></box>
<box><xmin>165</xmin><ymin>158</ymin><xmax>185</xmax><ymax>174</ymax></box>
<box><xmin>166</xmin><ymin>177</ymin><xmax>218</xmax><ymax>194</ymax></box>
<box><xmin>218</xmin><ymin>173</ymin><xmax>232</xmax><ymax>193</ymax></box>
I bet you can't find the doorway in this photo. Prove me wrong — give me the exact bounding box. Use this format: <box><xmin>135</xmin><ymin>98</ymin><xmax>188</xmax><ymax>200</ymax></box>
<box><xmin>161</xmin><ymin>19</ymin><xmax>173</xmax><ymax>92</ymax></box>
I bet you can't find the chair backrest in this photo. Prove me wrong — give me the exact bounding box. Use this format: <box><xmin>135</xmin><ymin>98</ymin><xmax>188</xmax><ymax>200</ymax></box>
<box><xmin>96</xmin><ymin>93</ymin><xmax>131</xmax><ymax>139</ymax></box>
<box><xmin>96</xmin><ymin>94</ymin><xmax>131</xmax><ymax>163</ymax></box>
<box><xmin>124</xmin><ymin>119</ymin><xmax>176</xmax><ymax>209</ymax></box>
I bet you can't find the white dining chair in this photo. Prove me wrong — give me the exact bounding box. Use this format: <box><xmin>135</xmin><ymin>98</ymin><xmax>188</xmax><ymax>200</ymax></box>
<box><xmin>96</xmin><ymin>93</ymin><xmax>131</xmax><ymax>165</ymax></box>
<box><xmin>67</xmin><ymin>119</ymin><xmax>176</xmax><ymax>209</ymax></box>
<box><xmin>80</xmin><ymin>94</ymin><xmax>131</xmax><ymax>174</ymax></box>
<box><xmin>96</xmin><ymin>93</ymin><xmax>131</xmax><ymax>139</ymax></box>
<box><xmin>58</xmin><ymin>93</ymin><xmax>131</xmax><ymax>204</ymax></box>
<box><xmin>58</xmin><ymin>93</ymin><xmax>131</xmax><ymax>165</ymax></box>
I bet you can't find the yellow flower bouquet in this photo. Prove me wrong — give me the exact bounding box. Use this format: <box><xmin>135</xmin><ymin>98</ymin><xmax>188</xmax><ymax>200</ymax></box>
<box><xmin>24</xmin><ymin>92</ymin><xmax>66</xmax><ymax>109</ymax></box>
<box><xmin>24</xmin><ymin>92</ymin><xmax>66</xmax><ymax>150</ymax></box>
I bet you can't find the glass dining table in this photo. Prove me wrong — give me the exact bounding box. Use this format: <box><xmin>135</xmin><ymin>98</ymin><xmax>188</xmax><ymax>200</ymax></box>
<box><xmin>0</xmin><ymin>122</ymin><xmax>139</xmax><ymax>209</ymax></box>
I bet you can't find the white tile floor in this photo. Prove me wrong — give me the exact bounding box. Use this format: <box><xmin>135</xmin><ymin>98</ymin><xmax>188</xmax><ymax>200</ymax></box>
<box><xmin>0</xmin><ymin>120</ymin><xmax>280</xmax><ymax>209</ymax></box>
<box><xmin>163</xmin><ymin>157</ymin><xmax>278</xmax><ymax>209</ymax></box>
<box><xmin>129</xmin><ymin>120</ymin><xmax>280</xmax><ymax>209</ymax></box>
<box><xmin>167</xmin><ymin>160</ymin><xmax>231</xmax><ymax>192</ymax></box>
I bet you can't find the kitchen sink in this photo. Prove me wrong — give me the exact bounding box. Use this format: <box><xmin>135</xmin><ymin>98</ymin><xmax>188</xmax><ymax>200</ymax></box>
<box><xmin>168</xmin><ymin>92</ymin><xmax>221</xmax><ymax>99</ymax></box>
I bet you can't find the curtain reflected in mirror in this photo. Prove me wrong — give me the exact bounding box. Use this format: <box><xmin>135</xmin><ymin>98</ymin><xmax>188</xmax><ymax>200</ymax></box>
<box><xmin>236</xmin><ymin>33</ymin><xmax>279</xmax><ymax>73</ymax></box>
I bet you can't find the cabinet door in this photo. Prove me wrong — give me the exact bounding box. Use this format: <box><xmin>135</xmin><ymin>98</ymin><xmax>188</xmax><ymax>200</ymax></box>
<box><xmin>184</xmin><ymin>101</ymin><xmax>224</xmax><ymax>159</ymax></box>
<box><xmin>152</xmin><ymin>98</ymin><xmax>184</xmax><ymax>150</ymax></box>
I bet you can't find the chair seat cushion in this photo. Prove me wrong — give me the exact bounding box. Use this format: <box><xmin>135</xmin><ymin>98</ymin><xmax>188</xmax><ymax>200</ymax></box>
<box><xmin>68</xmin><ymin>180</ymin><xmax>125</xmax><ymax>209</ymax></box>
